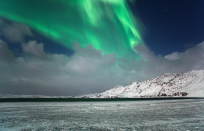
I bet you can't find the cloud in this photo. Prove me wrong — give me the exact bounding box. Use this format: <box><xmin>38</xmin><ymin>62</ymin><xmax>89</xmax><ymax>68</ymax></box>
<box><xmin>65</xmin><ymin>43</ymin><xmax>115</xmax><ymax>75</ymax></box>
<box><xmin>0</xmin><ymin>40</ymin><xmax>15</xmax><ymax>62</ymax></box>
<box><xmin>22</xmin><ymin>40</ymin><xmax>47</xmax><ymax>59</ymax></box>
<box><xmin>133</xmin><ymin>41</ymin><xmax>204</xmax><ymax>79</ymax></box>
<box><xmin>1</xmin><ymin>39</ymin><xmax>204</xmax><ymax>96</ymax></box>
<box><xmin>0</xmin><ymin>18</ymin><xmax>33</xmax><ymax>42</ymax></box>
<box><xmin>0</xmin><ymin>40</ymin><xmax>119</xmax><ymax>96</ymax></box>
<box><xmin>165</xmin><ymin>52</ymin><xmax>181</xmax><ymax>60</ymax></box>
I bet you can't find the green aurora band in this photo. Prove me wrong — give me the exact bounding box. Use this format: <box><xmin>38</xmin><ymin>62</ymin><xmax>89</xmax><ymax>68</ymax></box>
<box><xmin>0</xmin><ymin>0</ymin><xmax>144</xmax><ymax>59</ymax></box>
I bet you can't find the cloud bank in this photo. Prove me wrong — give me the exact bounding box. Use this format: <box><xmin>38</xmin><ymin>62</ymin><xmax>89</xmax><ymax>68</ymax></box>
<box><xmin>1</xmin><ymin>38</ymin><xmax>204</xmax><ymax>96</ymax></box>
<box><xmin>0</xmin><ymin>18</ymin><xmax>204</xmax><ymax>96</ymax></box>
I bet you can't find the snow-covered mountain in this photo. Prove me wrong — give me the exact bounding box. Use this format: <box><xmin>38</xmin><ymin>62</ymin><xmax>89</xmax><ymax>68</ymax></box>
<box><xmin>78</xmin><ymin>70</ymin><xmax>204</xmax><ymax>98</ymax></box>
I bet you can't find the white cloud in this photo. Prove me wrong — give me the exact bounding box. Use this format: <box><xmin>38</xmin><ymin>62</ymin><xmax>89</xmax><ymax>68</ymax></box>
<box><xmin>165</xmin><ymin>52</ymin><xmax>181</xmax><ymax>60</ymax></box>
<box><xmin>0</xmin><ymin>18</ymin><xmax>33</xmax><ymax>42</ymax></box>
<box><xmin>0</xmin><ymin>40</ymin><xmax>119</xmax><ymax>96</ymax></box>
<box><xmin>22</xmin><ymin>40</ymin><xmax>47</xmax><ymax>59</ymax></box>
<box><xmin>133</xmin><ymin>41</ymin><xmax>204</xmax><ymax>79</ymax></box>
<box><xmin>0</xmin><ymin>40</ymin><xmax>15</xmax><ymax>62</ymax></box>
<box><xmin>1</xmin><ymin>39</ymin><xmax>204</xmax><ymax>96</ymax></box>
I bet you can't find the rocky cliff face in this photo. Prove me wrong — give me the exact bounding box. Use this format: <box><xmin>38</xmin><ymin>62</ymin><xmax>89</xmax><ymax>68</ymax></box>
<box><xmin>78</xmin><ymin>70</ymin><xmax>204</xmax><ymax>98</ymax></box>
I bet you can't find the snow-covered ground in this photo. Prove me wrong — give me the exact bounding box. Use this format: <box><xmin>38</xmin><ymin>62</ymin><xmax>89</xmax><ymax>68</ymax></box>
<box><xmin>0</xmin><ymin>100</ymin><xmax>204</xmax><ymax>130</ymax></box>
<box><xmin>79</xmin><ymin>70</ymin><xmax>204</xmax><ymax>98</ymax></box>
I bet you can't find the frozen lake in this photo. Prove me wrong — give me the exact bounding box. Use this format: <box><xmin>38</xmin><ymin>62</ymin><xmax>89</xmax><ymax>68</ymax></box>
<box><xmin>0</xmin><ymin>99</ymin><xmax>204</xmax><ymax>130</ymax></box>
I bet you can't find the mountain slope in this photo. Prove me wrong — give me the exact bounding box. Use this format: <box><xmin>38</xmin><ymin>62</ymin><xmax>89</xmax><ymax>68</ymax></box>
<box><xmin>78</xmin><ymin>70</ymin><xmax>204</xmax><ymax>98</ymax></box>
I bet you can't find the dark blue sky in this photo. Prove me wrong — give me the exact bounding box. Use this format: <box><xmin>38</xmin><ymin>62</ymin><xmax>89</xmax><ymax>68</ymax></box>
<box><xmin>131</xmin><ymin>0</ymin><xmax>204</xmax><ymax>56</ymax></box>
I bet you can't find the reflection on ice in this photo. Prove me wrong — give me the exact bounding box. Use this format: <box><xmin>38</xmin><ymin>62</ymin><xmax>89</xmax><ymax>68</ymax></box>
<box><xmin>0</xmin><ymin>100</ymin><xmax>204</xmax><ymax>130</ymax></box>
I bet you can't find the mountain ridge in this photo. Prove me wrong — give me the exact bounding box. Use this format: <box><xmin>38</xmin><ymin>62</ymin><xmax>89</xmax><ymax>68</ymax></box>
<box><xmin>1</xmin><ymin>70</ymin><xmax>204</xmax><ymax>98</ymax></box>
<box><xmin>77</xmin><ymin>70</ymin><xmax>204</xmax><ymax>98</ymax></box>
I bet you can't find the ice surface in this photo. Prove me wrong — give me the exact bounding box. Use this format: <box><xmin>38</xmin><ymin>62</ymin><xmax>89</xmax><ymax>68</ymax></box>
<box><xmin>0</xmin><ymin>100</ymin><xmax>204</xmax><ymax>130</ymax></box>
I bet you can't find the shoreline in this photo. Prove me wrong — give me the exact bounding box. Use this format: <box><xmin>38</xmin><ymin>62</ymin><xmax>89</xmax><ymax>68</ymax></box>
<box><xmin>0</xmin><ymin>97</ymin><xmax>204</xmax><ymax>102</ymax></box>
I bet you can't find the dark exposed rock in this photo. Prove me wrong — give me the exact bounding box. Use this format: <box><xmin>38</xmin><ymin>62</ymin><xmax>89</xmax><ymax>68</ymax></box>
<box><xmin>161</xmin><ymin>93</ymin><xmax>167</xmax><ymax>96</ymax></box>
<box><xmin>96</xmin><ymin>95</ymin><xmax>101</xmax><ymax>98</ymax></box>
<box><xmin>180</xmin><ymin>92</ymin><xmax>188</xmax><ymax>96</ymax></box>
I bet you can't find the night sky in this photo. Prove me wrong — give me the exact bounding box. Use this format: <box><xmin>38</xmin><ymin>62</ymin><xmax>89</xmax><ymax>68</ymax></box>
<box><xmin>134</xmin><ymin>0</ymin><xmax>204</xmax><ymax>55</ymax></box>
<box><xmin>0</xmin><ymin>0</ymin><xmax>204</xmax><ymax>96</ymax></box>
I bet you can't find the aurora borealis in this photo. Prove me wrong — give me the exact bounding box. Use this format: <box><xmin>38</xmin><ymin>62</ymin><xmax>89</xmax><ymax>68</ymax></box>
<box><xmin>0</xmin><ymin>0</ymin><xmax>144</xmax><ymax>59</ymax></box>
